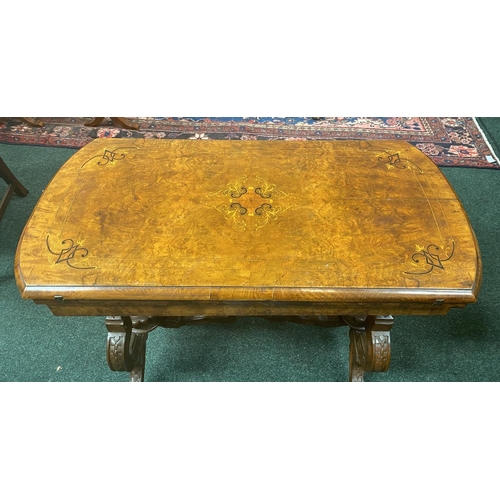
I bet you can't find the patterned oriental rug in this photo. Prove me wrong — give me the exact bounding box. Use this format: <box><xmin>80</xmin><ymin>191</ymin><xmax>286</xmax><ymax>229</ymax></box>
<box><xmin>0</xmin><ymin>117</ymin><xmax>498</xmax><ymax>169</ymax></box>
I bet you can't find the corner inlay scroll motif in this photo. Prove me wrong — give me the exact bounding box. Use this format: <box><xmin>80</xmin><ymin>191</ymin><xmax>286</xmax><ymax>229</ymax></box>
<box><xmin>207</xmin><ymin>175</ymin><xmax>291</xmax><ymax>230</ymax></box>
<box><xmin>46</xmin><ymin>235</ymin><xmax>96</xmax><ymax>270</ymax></box>
<box><xmin>378</xmin><ymin>150</ymin><xmax>424</xmax><ymax>173</ymax></box>
<box><xmin>365</xmin><ymin>145</ymin><xmax>457</xmax><ymax>278</ymax></box>
<box><xmin>404</xmin><ymin>240</ymin><xmax>455</xmax><ymax>275</ymax></box>
<box><xmin>80</xmin><ymin>146</ymin><xmax>138</xmax><ymax>170</ymax></box>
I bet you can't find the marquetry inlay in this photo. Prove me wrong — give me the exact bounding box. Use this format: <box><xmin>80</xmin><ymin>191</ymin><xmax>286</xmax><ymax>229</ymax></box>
<box><xmin>405</xmin><ymin>241</ymin><xmax>456</xmax><ymax>275</ymax></box>
<box><xmin>367</xmin><ymin>144</ymin><xmax>457</xmax><ymax>276</ymax></box>
<box><xmin>206</xmin><ymin>175</ymin><xmax>292</xmax><ymax>230</ymax></box>
<box><xmin>46</xmin><ymin>235</ymin><xmax>95</xmax><ymax>270</ymax></box>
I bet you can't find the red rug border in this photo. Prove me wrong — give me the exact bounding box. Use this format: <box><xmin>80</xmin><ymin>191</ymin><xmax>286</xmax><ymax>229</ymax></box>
<box><xmin>0</xmin><ymin>117</ymin><xmax>498</xmax><ymax>169</ymax></box>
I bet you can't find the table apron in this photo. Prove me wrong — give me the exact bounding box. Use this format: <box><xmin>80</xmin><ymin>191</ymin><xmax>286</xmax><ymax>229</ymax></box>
<box><xmin>34</xmin><ymin>299</ymin><xmax>465</xmax><ymax>317</ymax></box>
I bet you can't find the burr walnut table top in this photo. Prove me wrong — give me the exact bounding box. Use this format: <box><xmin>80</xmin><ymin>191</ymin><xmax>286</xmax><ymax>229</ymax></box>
<box><xmin>15</xmin><ymin>138</ymin><xmax>482</xmax><ymax>317</ymax></box>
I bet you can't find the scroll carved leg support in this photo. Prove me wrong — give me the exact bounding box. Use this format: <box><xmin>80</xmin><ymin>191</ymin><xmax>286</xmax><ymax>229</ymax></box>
<box><xmin>105</xmin><ymin>316</ymin><xmax>155</xmax><ymax>382</ymax></box>
<box><xmin>345</xmin><ymin>315</ymin><xmax>394</xmax><ymax>382</ymax></box>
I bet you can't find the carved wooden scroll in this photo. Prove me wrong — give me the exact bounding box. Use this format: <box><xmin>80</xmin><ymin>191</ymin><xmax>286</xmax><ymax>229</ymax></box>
<box><xmin>344</xmin><ymin>315</ymin><xmax>394</xmax><ymax>382</ymax></box>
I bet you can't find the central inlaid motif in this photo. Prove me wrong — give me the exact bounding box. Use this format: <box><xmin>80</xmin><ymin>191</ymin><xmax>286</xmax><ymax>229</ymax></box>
<box><xmin>208</xmin><ymin>176</ymin><xmax>290</xmax><ymax>230</ymax></box>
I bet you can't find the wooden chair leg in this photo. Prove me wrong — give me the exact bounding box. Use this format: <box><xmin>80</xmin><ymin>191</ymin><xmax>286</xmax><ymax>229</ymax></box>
<box><xmin>84</xmin><ymin>117</ymin><xmax>139</xmax><ymax>130</ymax></box>
<box><xmin>20</xmin><ymin>118</ymin><xmax>45</xmax><ymax>127</ymax></box>
<box><xmin>0</xmin><ymin>157</ymin><xmax>29</xmax><ymax>221</ymax></box>
<box><xmin>0</xmin><ymin>117</ymin><xmax>44</xmax><ymax>127</ymax></box>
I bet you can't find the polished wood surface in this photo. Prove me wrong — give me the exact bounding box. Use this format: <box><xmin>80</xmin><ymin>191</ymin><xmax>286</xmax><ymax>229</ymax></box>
<box><xmin>15</xmin><ymin>138</ymin><xmax>481</xmax><ymax>310</ymax></box>
<box><xmin>14</xmin><ymin>138</ymin><xmax>482</xmax><ymax>380</ymax></box>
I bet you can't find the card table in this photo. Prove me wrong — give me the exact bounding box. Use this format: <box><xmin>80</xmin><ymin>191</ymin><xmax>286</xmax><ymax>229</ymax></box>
<box><xmin>15</xmin><ymin>138</ymin><xmax>482</xmax><ymax>381</ymax></box>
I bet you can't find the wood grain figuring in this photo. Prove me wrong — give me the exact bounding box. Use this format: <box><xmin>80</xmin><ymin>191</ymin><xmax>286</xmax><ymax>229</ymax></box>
<box><xmin>15</xmin><ymin>138</ymin><xmax>481</xmax><ymax>313</ymax></box>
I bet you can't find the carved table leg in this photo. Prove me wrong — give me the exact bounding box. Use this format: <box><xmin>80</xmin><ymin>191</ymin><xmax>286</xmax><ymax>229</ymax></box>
<box><xmin>104</xmin><ymin>314</ymin><xmax>393</xmax><ymax>382</ymax></box>
<box><xmin>106</xmin><ymin>316</ymin><xmax>159</xmax><ymax>382</ymax></box>
<box><xmin>344</xmin><ymin>315</ymin><xmax>393</xmax><ymax>382</ymax></box>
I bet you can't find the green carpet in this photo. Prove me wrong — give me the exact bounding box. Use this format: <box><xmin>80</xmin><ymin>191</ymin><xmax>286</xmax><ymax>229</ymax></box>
<box><xmin>1</xmin><ymin>122</ymin><xmax>499</xmax><ymax>382</ymax></box>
